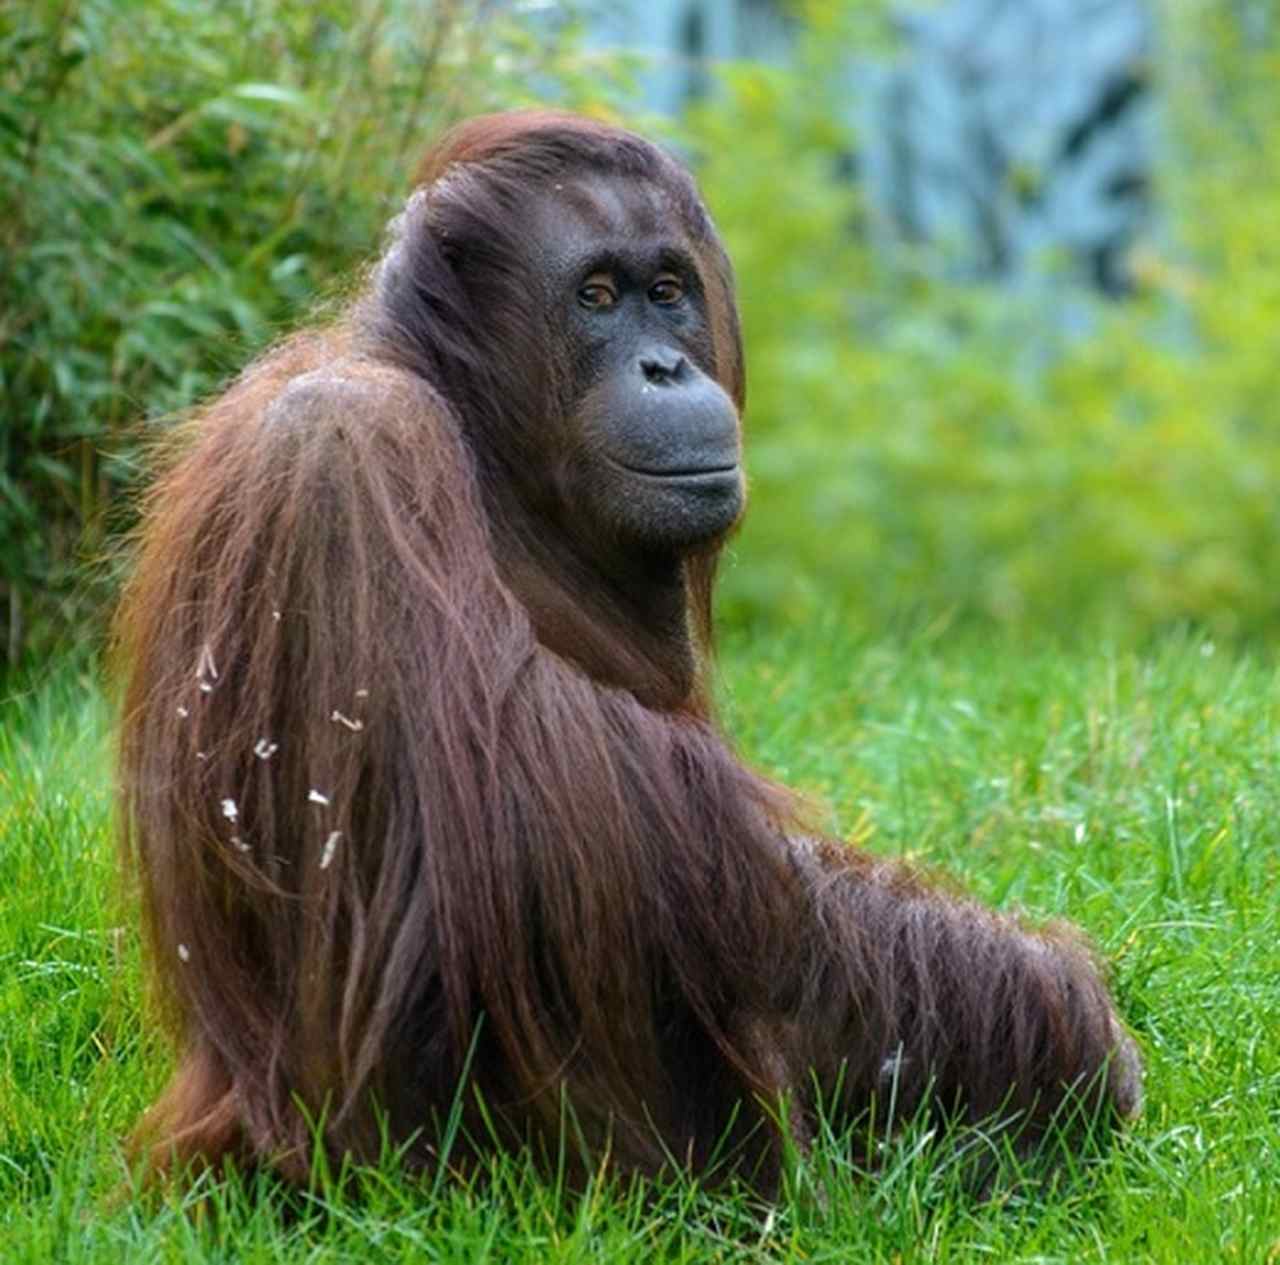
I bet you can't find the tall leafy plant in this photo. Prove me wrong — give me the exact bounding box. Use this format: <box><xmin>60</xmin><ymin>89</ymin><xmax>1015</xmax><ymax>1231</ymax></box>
<box><xmin>0</xmin><ymin>0</ymin><xmax>613</xmax><ymax>666</ymax></box>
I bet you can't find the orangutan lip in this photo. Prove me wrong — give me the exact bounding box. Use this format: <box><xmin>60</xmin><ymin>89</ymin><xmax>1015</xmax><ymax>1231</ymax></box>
<box><xmin>616</xmin><ymin>462</ymin><xmax>740</xmax><ymax>481</ymax></box>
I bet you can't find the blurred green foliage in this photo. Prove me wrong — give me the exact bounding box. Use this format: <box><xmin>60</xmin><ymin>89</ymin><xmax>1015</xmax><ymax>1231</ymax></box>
<box><xmin>3</xmin><ymin>0</ymin><xmax>1279</xmax><ymax>665</ymax></box>
<box><xmin>695</xmin><ymin>1</ymin><xmax>1280</xmax><ymax>642</ymax></box>
<box><xmin>0</xmin><ymin>0</ymin><xmax>620</xmax><ymax>665</ymax></box>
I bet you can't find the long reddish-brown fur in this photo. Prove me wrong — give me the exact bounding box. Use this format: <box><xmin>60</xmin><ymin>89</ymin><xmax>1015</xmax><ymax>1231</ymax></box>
<box><xmin>114</xmin><ymin>110</ymin><xmax>1139</xmax><ymax>1189</ymax></box>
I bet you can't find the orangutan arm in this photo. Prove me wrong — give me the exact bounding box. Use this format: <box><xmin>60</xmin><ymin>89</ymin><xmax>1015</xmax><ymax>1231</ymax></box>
<box><xmin>784</xmin><ymin>835</ymin><xmax>1142</xmax><ymax>1142</ymax></box>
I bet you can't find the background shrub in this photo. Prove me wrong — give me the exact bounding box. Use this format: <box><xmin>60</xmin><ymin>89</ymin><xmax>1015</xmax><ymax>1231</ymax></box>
<box><xmin>690</xmin><ymin>2</ymin><xmax>1280</xmax><ymax>642</ymax></box>
<box><xmin>3</xmin><ymin>0</ymin><xmax>1278</xmax><ymax>666</ymax></box>
<box><xmin>0</xmin><ymin>0</ymin><xmax>617</xmax><ymax>665</ymax></box>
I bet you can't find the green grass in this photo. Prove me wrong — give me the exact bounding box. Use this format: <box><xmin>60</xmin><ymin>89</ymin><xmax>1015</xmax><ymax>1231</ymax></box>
<box><xmin>3</xmin><ymin>628</ymin><xmax>1279</xmax><ymax>1261</ymax></box>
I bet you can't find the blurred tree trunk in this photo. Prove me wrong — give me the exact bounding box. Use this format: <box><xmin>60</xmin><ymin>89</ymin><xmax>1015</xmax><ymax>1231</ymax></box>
<box><xmin>864</xmin><ymin>0</ymin><xmax>1153</xmax><ymax>295</ymax></box>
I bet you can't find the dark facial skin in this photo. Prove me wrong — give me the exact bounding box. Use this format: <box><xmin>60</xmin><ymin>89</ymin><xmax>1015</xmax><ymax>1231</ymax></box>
<box><xmin>527</xmin><ymin>177</ymin><xmax>745</xmax><ymax>568</ymax></box>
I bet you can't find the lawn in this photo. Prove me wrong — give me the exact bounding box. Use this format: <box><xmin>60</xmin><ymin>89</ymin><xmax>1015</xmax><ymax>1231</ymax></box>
<box><xmin>2</xmin><ymin>626</ymin><xmax>1278</xmax><ymax>1262</ymax></box>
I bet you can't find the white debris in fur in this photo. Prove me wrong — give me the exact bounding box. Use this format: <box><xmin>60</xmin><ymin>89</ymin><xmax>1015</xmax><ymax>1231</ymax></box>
<box><xmin>253</xmin><ymin>738</ymin><xmax>279</xmax><ymax>760</ymax></box>
<box><xmin>199</xmin><ymin>681</ymin><xmax>214</xmax><ymax>694</ymax></box>
<box><xmin>176</xmin><ymin>705</ymin><xmax>189</xmax><ymax>719</ymax></box>
<box><xmin>196</xmin><ymin>751</ymin><xmax>208</xmax><ymax>761</ymax></box>
<box><xmin>231</xmin><ymin>836</ymin><xmax>251</xmax><ymax>853</ymax></box>
<box><xmin>319</xmin><ymin>831</ymin><xmax>341</xmax><ymax>869</ymax></box>
<box><xmin>177</xmin><ymin>943</ymin><xmax>191</xmax><ymax>962</ymax></box>
<box><xmin>330</xmin><ymin>709</ymin><xmax>363</xmax><ymax>732</ymax></box>
<box><xmin>272</xmin><ymin>610</ymin><xmax>282</xmax><ymax>622</ymax></box>
<box><xmin>196</xmin><ymin>643</ymin><xmax>219</xmax><ymax>688</ymax></box>
<box><xmin>878</xmin><ymin>1047</ymin><xmax>910</xmax><ymax>1089</ymax></box>
<box><xmin>308</xmin><ymin>789</ymin><xmax>330</xmax><ymax>806</ymax></box>
<box><xmin>221</xmin><ymin>798</ymin><xmax>239</xmax><ymax>821</ymax></box>
<box><xmin>355</xmin><ymin>688</ymin><xmax>369</xmax><ymax>699</ymax></box>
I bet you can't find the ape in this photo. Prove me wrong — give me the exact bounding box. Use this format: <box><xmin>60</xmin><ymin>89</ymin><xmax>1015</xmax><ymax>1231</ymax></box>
<box><xmin>115</xmin><ymin>110</ymin><xmax>1140</xmax><ymax>1189</ymax></box>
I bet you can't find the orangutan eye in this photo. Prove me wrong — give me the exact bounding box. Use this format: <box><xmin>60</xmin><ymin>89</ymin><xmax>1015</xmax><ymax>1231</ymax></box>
<box><xmin>577</xmin><ymin>279</ymin><xmax>618</xmax><ymax>310</ymax></box>
<box><xmin>648</xmin><ymin>276</ymin><xmax>684</xmax><ymax>305</ymax></box>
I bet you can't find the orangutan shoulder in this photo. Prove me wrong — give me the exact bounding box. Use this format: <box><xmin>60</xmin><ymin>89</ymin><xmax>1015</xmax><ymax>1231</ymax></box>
<box><xmin>262</xmin><ymin>360</ymin><xmax>439</xmax><ymax>433</ymax></box>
